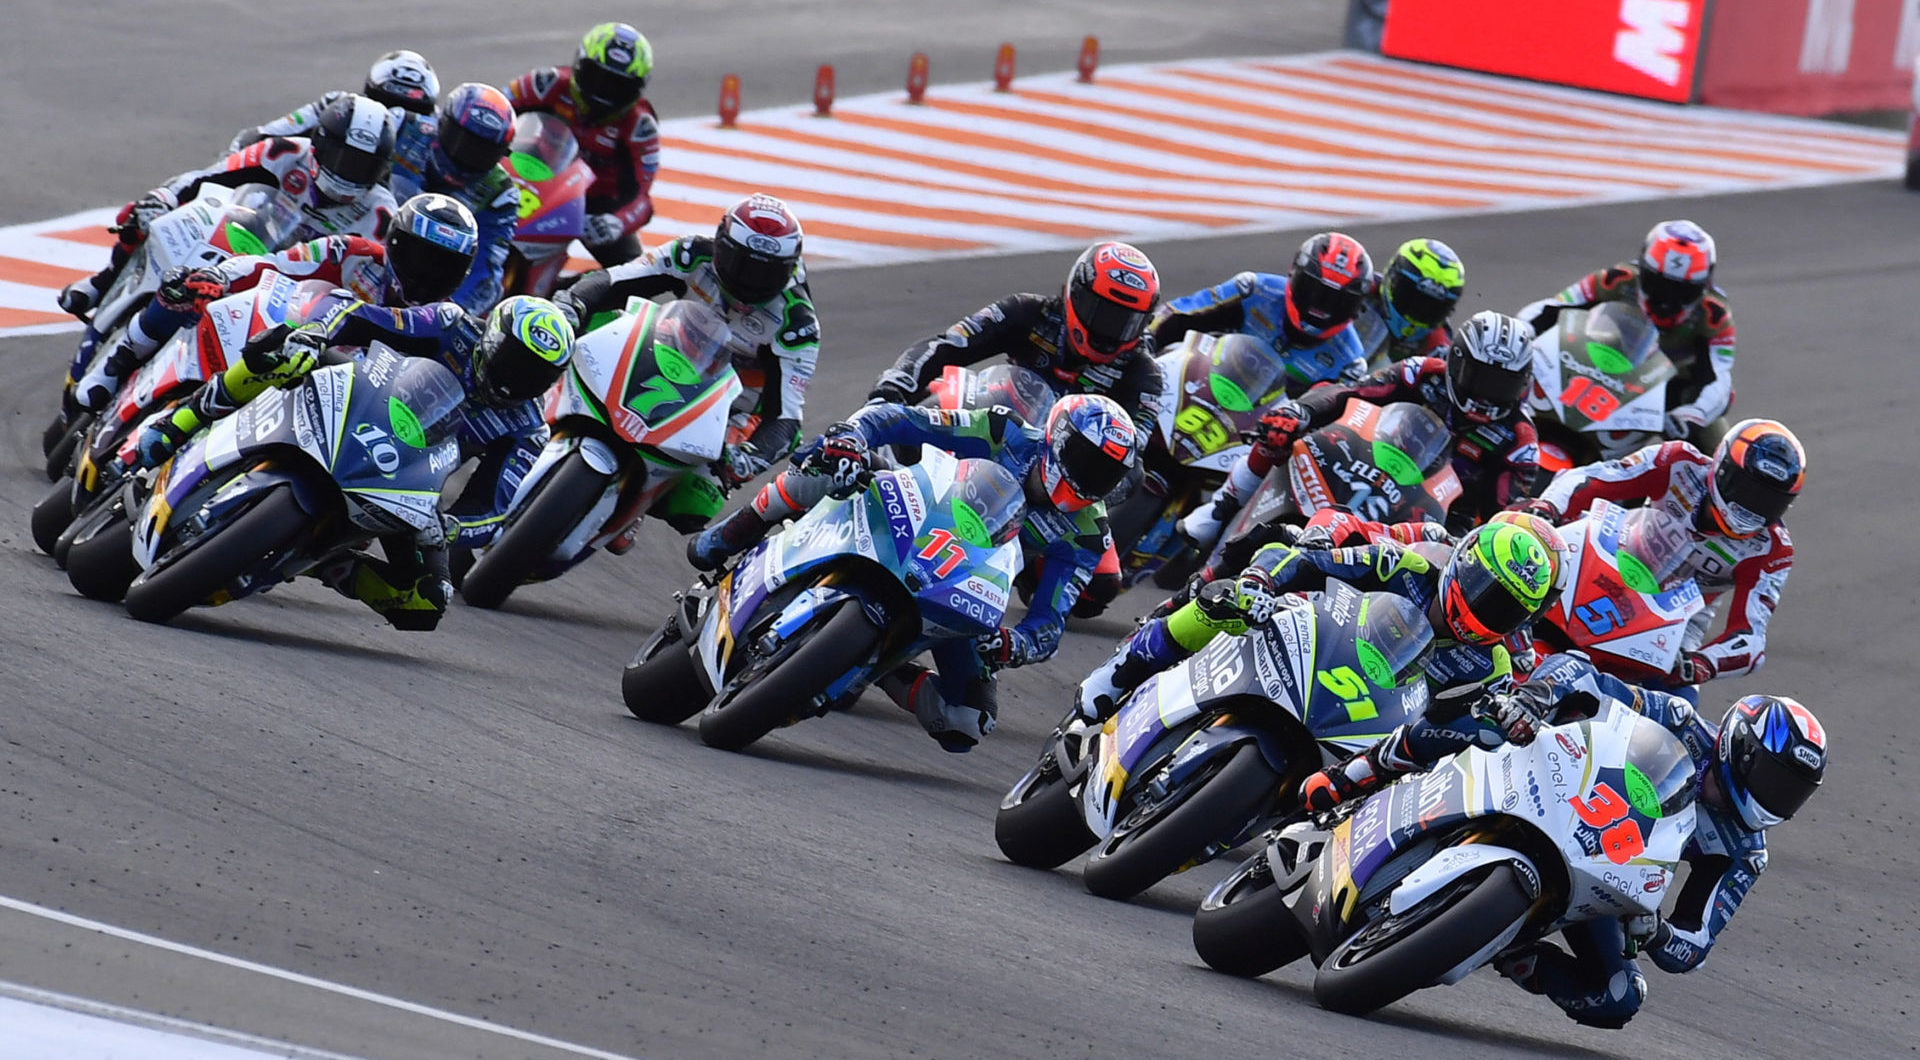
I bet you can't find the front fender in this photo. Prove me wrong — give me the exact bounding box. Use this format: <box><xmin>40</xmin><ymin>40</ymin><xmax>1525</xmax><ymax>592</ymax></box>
<box><xmin>1387</xmin><ymin>843</ymin><xmax>1541</xmax><ymax>915</ymax></box>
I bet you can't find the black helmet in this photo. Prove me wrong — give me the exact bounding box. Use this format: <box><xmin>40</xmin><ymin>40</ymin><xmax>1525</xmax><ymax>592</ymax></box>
<box><xmin>386</xmin><ymin>194</ymin><xmax>477</xmax><ymax>306</ymax></box>
<box><xmin>365</xmin><ymin>50</ymin><xmax>439</xmax><ymax>117</ymax></box>
<box><xmin>474</xmin><ymin>296</ymin><xmax>576</xmax><ymax>407</ymax></box>
<box><xmin>1715</xmin><ymin>695</ymin><xmax>1826</xmax><ymax>830</ymax></box>
<box><xmin>571</xmin><ymin>23</ymin><xmax>653</xmax><ymax>121</ymax></box>
<box><xmin>1445</xmin><ymin>310</ymin><xmax>1535</xmax><ymax>423</ymax></box>
<box><xmin>311</xmin><ymin>93</ymin><xmax>397</xmax><ymax>204</ymax></box>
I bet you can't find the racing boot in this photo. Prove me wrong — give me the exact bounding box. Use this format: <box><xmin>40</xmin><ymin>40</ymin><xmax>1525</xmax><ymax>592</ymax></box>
<box><xmin>1076</xmin><ymin>635</ymin><xmax>1168</xmax><ymax>721</ymax></box>
<box><xmin>57</xmin><ymin>267</ymin><xmax>116</xmax><ymax>319</ymax></box>
<box><xmin>685</xmin><ymin>506</ymin><xmax>772</xmax><ymax>571</ymax></box>
<box><xmin>73</xmin><ymin>337</ymin><xmax>147</xmax><ymax>413</ymax></box>
<box><xmin>1298</xmin><ymin>734</ymin><xmax>1417</xmax><ymax>815</ymax></box>
<box><xmin>876</xmin><ymin>663</ymin><xmax>996</xmax><ymax>753</ymax></box>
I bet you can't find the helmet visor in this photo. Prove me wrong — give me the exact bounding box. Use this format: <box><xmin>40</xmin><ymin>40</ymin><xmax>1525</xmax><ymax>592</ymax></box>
<box><xmin>387</xmin><ymin>230</ymin><xmax>473</xmax><ymax>306</ymax></box>
<box><xmin>574</xmin><ymin>60</ymin><xmax>644</xmax><ymax>113</ymax></box>
<box><xmin>1714</xmin><ymin>458</ymin><xmax>1796</xmax><ymax>531</ymax></box>
<box><xmin>1068</xmin><ymin>283</ymin><xmax>1150</xmax><ymax>358</ymax></box>
<box><xmin>1385</xmin><ymin>267</ymin><xmax>1459</xmax><ymax>329</ymax></box>
<box><xmin>312</xmin><ymin>135</ymin><xmax>386</xmax><ymax>192</ymax></box>
<box><xmin>438</xmin><ymin>118</ymin><xmax>510</xmax><ymax>176</ymax></box>
<box><xmin>1443</xmin><ymin>553</ymin><xmax>1538</xmax><ymax>642</ymax></box>
<box><xmin>476</xmin><ymin>329</ymin><xmax>563</xmax><ymax>405</ymax></box>
<box><xmin>714</xmin><ymin>237</ymin><xmax>795</xmax><ymax>305</ymax></box>
<box><xmin>1447</xmin><ymin>344</ymin><xmax>1530</xmax><ymax>418</ymax></box>
<box><xmin>1637</xmin><ymin>265</ymin><xmax>1706</xmax><ymax>322</ymax></box>
<box><xmin>1288</xmin><ymin>273</ymin><xmax>1364</xmax><ymax>334</ymax></box>
<box><xmin>1057</xmin><ymin>430</ymin><xmax>1130</xmax><ymax>503</ymax></box>
<box><xmin>1729</xmin><ymin>723</ymin><xmax>1820</xmax><ymax>825</ymax></box>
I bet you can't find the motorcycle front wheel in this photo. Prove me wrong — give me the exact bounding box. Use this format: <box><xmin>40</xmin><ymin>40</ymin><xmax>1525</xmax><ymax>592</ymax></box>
<box><xmin>1081</xmin><ymin>741</ymin><xmax>1282</xmax><ymax>901</ymax></box>
<box><xmin>697</xmin><ymin>600</ymin><xmax>878</xmax><ymax>752</ymax></box>
<box><xmin>1192</xmin><ymin>852</ymin><xmax>1309</xmax><ymax>978</ymax></box>
<box><xmin>124</xmin><ymin>486</ymin><xmax>307</xmax><ymax>623</ymax></box>
<box><xmin>994</xmin><ymin>757</ymin><xmax>1096</xmax><ymax>869</ymax></box>
<box><xmin>461</xmin><ymin>451</ymin><xmax>611</xmax><ymax>610</ymax></box>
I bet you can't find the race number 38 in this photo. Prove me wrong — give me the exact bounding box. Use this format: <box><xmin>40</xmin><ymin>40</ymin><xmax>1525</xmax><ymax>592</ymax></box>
<box><xmin>1568</xmin><ymin>782</ymin><xmax>1646</xmax><ymax>865</ymax></box>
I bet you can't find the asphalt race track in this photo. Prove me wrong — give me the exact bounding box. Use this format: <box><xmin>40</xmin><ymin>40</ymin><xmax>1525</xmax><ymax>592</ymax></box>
<box><xmin>1</xmin><ymin>3</ymin><xmax>1915</xmax><ymax>1056</ymax></box>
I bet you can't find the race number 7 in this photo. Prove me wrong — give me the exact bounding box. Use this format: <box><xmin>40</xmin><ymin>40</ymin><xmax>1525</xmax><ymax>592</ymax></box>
<box><xmin>1568</xmin><ymin>782</ymin><xmax>1647</xmax><ymax>865</ymax></box>
<box><xmin>918</xmin><ymin>528</ymin><xmax>967</xmax><ymax>579</ymax></box>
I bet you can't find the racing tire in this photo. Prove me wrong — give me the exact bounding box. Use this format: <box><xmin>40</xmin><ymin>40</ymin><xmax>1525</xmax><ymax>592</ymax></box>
<box><xmin>1081</xmin><ymin>741</ymin><xmax>1281</xmax><ymax>901</ymax></box>
<box><xmin>622</xmin><ymin>625</ymin><xmax>707</xmax><ymax>725</ymax></box>
<box><xmin>697</xmin><ymin>600</ymin><xmax>878</xmax><ymax>752</ymax></box>
<box><xmin>64</xmin><ymin>510</ymin><xmax>141</xmax><ymax>602</ymax></box>
<box><xmin>1312</xmin><ymin>863</ymin><xmax>1534</xmax><ymax>1016</ymax></box>
<box><xmin>44</xmin><ymin>414</ymin><xmax>89</xmax><ymax>482</ymax></box>
<box><xmin>994</xmin><ymin>760</ymin><xmax>1097</xmax><ymax>869</ymax></box>
<box><xmin>1193</xmin><ymin>854</ymin><xmax>1310</xmax><ymax>977</ymax></box>
<box><xmin>124</xmin><ymin>487</ymin><xmax>308</xmax><ymax>624</ymax></box>
<box><xmin>460</xmin><ymin>452</ymin><xmax>610</xmax><ymax>610</ymax></box>
<box><xmin>42</xmin><ymin>410</ymin><xmax>68</xmax><ymax>458</ymax></box>
<box><xmin>31</xmin><ymin>479</ymin><xmax>77</xmax><ymax>557</ymax></box>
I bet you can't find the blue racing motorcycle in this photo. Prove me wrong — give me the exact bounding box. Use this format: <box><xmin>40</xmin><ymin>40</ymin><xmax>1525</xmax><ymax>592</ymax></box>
<box><xmin>623</xmin><ymin>448</ymin><xmax>1026</xmax><ymax>751</ymax></box>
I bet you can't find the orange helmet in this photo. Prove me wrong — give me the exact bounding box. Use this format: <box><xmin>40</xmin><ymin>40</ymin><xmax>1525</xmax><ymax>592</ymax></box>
<box><xmin>1063</xmin><ymin>241</ymin><xmax>1158</xmax><ymax>368</ymax></box>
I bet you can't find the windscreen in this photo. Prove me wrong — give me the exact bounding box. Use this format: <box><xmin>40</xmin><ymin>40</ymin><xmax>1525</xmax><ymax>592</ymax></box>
<box><xmin>1579</xmin><ymin>302</ymin><xmax>1661</xmax><ymax>372</ymax></box>
<box><xmin>508</xmin><ymin>112</ymin><xmax>580</xmax><ymax>175</ymax></box>
<box><xmin>652</xmin><ymin>301</ymin><xmax>733</xmax><ymax>381</ymax></box>
<box><xmin>1206</xmin><ymin>333</ymin><xmax>1286</xmax><ymax>413</ymax></box>
<box><xmin>1354</xmin><ymin>592</ymin><xmax>1434</xmax><ymax>688</ymax></box>
<box><xmin>1613</xmin><ymin>506</ymin><xmax>1692</xmax><ymax>593</ymax></box>
<box><xmin>951</xmin><ymin>458</ymin><xmax>1027</xmax><ymax>547</ymax></box>
<box><xmin>387</xmin><ymin>357</ymin><xmax>467</xmax><ymax>448</ymax></box>
<box><xmin>972</xmin><ymin>364</ymin><xmax>1057</xmax><ymax>423</ymax></box>
<box><xmin>1622</xmin><ymin>714</ymin><xmax>1697</xmax><ymax>819</ymax></box>
<box><xmin>1372</xmin><ymin>402</ymin><xmax>1451</xmax><ymax>482</ymax></box>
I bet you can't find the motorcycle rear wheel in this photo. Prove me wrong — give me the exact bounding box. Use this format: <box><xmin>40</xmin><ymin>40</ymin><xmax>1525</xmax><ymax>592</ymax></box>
<box><xmin>31</xmin><ymin>478</ymin><xmax>77</xmax><ymax>557</ymax></box>
<box><xmin>124</xmin><ymin>487</ymin><xmax>307</xmax><ymax>624</ymax></box>
<box><xmin>994</xmin><ymin>760</ymin><xmax>1096</xmax><ymax>869</ymax></box>
<box><xmin>1081</xmin><ymin>741</ymin><xmax>1281</xmax><ymax>901</ymax></box>
<box><xmin>1192</xmin><ymin>854</ymin><xmax>1309</xmax><ymax>977</ymax></box>
<box><xmin>1312</xmin><ymin>863</ymin><xmax>1533</xmax><ymax>1016</ymax></box>
<box><xmin>44</xmin><ymin>413</ymin><xmax>90</xmax><ymax>482</ymax></box>
<box><xmin>461</xmin><ymin>452</ymin><xmax>610</xmax><ymax>610</ymax></box>
<box><xmin>697</xmin><ymin>600</ymin><xmax>878</xmax><ymax>752</ymax></box>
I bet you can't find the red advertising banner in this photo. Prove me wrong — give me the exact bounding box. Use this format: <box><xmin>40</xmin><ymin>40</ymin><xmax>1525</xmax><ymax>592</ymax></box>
<box><xmin>1697</xmin><ymin>0</ymin><xmax>1916</xmax><ymax>115</ymax></box>
<box><xmin>1380</xmin><ymin>0</ymin><xmax>1707</xmax><ymax>103</ymax></box>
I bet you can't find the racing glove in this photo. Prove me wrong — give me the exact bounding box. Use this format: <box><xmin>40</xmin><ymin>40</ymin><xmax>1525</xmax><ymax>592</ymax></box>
<box><xmin>113</xmin><ymin>190</ymin><xmax>178</xmax><ymax>243</ymax></box>
<box><xmin>1669</xmin><ymin>651</ymin><xmax>1715</xmax><ymax>686</ymax></box>
<box><xmin>582</xmin><ymin>213</ymin><xmax>624</xmax><ymax>247</ymax></box>
<box><xmin>1664</xmin><ymin>407</ymin><xmax>1708</xmax><ymax>439</ymax></box>
<box><xmin>719</xmin><ymin>445</ymin><xmax>772</xmax><ymax>488</ymax></box>
<box><xmin>156</xmin><ymin>265</ymin><xmax>228</xmax><ymax>315</ymax></box>
<box><xmin>1481</xmin><ymin>680</ymin><xmax>1558</xmax><ymax>746</ymax></box>
<box><xmin>551</xmin><ymin>289</ymin><xmax>585</xmax><ymax>332</ymax></box>
<box><xmin>796</xmin><ymin>423</ymin><xmax>872</xmax><ymax>495</ymax></box>
<box><xmin>1248</xmin><ymin>402</ymin><xmax>1305</xmax><ymax>456</ymax></box>
<box><xmin>1505</xmin><ymin>496</ymin><xmax>1563</xmax><ymax>521</ymax></box>
<box><xmin>1624</xmin><ymin>913</ymin><xmax>1665</xmax><ymax>958</ymax></box>
<box><xmin>975</xmin><ymin>626</ymin><xmax>1030</xmax><ymax>671</ymax></box>
<box><xmin>240</xmin><ymin>325</ymin><xmax>324</xmax><ymax>388</ymax></box>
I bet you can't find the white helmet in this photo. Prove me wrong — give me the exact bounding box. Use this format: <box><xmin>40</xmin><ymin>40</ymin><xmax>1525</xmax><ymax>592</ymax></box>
<box><xmin>366</xmin><ymin>50</ymin><xmax>439</xmax><ymax>116</ymax></box>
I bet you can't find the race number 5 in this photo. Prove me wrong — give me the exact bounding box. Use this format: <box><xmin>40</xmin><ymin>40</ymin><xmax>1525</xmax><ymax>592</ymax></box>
<box><xmin>1568</xmin><ymin>782</ymin><xmax>1647</xmax><ymax>864</ymax></box>
<box><xmin>917</xmin><ymin>528</ymin><xmax>967</xmax><ymax>578</ymax></box>
<box><xmin>1315</xmin><ymin>665</ymin><xmax>1379</xmax><ymax>722</ymax></box>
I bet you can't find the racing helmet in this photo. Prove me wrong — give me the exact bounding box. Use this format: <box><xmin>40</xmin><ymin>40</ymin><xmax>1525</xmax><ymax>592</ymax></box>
<box><xmin>1486</xmin><ymin>509</ymin><xmax>1570</xmax><ymax>611</ymax></box>
<box><xmin>1445</xmin><ymin>310</ymin><xmax>1535</xmax><ymax>423</ymax></box>
<box><xmin>311</xmin><ymin>93</ymin><xmax>398</xmax><ymax>204</ymax></box>
<box><xmin>1706</xmin><ymin>419</ymin><xmax>1804</xmax><ymax>538</ymax></box>
<box><xmin>1715</xmin><ymin>694</ymin><xmax>1826</xmax><ymax>830</ymax></box>
<box><xmin>474</xmin><ymin>295</ymin><xmax>576</xmax><ymax>407</ymax></box>
<box><xmin>366</xmin><ymin>50</ymin><xmax>439</xmax><ymax>117</ymax></box>
<box><xmin>1284</xmin><ymin>232</ymin><xmax>1371</xmax><ymax>342</ymax></box>
<box><xmin>1637</xmin><ymin>219</ymin><xmax>1716</xmax><ymax>328</ymax></box>
<box><xmin>1379</xmin><ymin>238</ymin><xmax>1465</xmax><ymax>339</ymax></box>
<box><xmin>386</xmin><ymin>194</ymin><xmax>478</xmax><ymax>306</ymax></box>
<box><xmin>1063</xmin><ymin>241</ymin><xmax>1158</xmax><ymax>369</ymax></box>
<box><xmin>571</xmin><ymin>22</ymin><xmax>653</xmax><ymax>121</ymax></box>
<box><xmin>1035</xmin><ymin>393</ymin><xmax>1136</xmax><ymax>513</ymax></box>
<box><xmin>1435</xmin><ymin>522</ymin><xmax>1560</xmax><ymax>644</ymax></box>
<box><xmin>714</xmin><ymin>194</ymin><xmax>803</xmax><ymax>306</ymax></box>
<box><xmin>433</xmin><ymin>83</ymin><xmax>516</xmax><ymax>180</ymax></box>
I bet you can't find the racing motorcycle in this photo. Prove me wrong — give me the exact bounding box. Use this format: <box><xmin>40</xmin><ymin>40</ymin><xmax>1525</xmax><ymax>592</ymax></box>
<box><xmin>61</xmin><ymin>345</ymin><xmax>466</xmax><ymax>623</ymax></box>
<box><xmin>1191</xmin><ymin>698</ymin><xmax>1695</xmax><ymax>1017</ymax></box>
<box><xmin>458</xmin><ymin>299</ymin><xmax>740</xmax><ymax>609</ymax></box>
<box><xmin>1533</xmin><ymin>500</ymin><xmax>1703</xmax><ymax>684</ymax></box>
<box><xmin>500</xmin><ymin>113</ymin><xmax>592</xmax><ymax>298</ymax></box>
<box><xmin>45</xmin><ymin>183</ymin><xmax>298</xmax><ymax>480</ymax></box>
<box><xmin>32</xmin><ymin>274</ymin><xmax>347</xmax><ymax>560</ymax></box>
<box><xmin>1210</xmin><ymin>398</ymin><xmax>1461</xmax><ymax>575</ymax></box>
<box><xmin>1525</xmin><ymin>301</ymin><xmax>1678</xmax><ymax>474</ymax></box>
<box><xmin>995</xmin><ymin>580</ymin><xmax>1434</xmax><ymax>900</ymax></box>
<box><xmin>1110</xmin><ymin>332</ymin><xmax>1286</xmax><ymax>593</ymax></box>
<box><xmin>621</xmin><ymin>447</ymin><xmax>1026</xmax><ymax>752</ymax></box>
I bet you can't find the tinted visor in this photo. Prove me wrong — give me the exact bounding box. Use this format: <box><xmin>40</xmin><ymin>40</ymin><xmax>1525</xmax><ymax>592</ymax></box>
<box><xmin>1385</xmin><ymin>268</ymin><xmax>1458</xmax><ymax>328</ymax></box>
<box><xmin>387</xmin><ymin>229</ymin><xmax>473</xmax><ymax>305</ymax></box>
<box><xmin>389</xmin><ymin>358</ymin><xmax>467</xmax><ymax>447</ymax></box>
<box><xmin>1288</xmin><ymin>272</ymin><xmax>1364</xmax><ymax>332</ymax></box>
<box><xmin>574</xmin><ymin>60</ymin><xmax>644</xmax><ymax>113</ymax></box>
<box><xmin>1058</xmin><ymin>430</ymin><xmax>1129</xmax><ymax>501</ymax></box>
<box><xmin>476</xmin><ymin>330</ymin><xmax>563</xmax><ymax>405</ymax></box>
<box><xmin>1447</xmin><ymin>345</ymin><xmax>1530</xmax><ymax>416</ymax></box>
<box><xmin>1715</xmin><ymin>459</ymin><xmax>1797</xmax><ymax>527</ymax></box>
<box><xmin>1446</xmin><ymin>556</ymin><xmax>1537</xmax><ymax>639</ymax></box>
<box><xmin>369</xmin><ymin>84</ymin><xmax>434</xmax><ymax>116</ymax></box>
<box><xmin>1069</xmin><ymin>283</ymin><xmax>1150</xmax><ymax>356</ymax></box>
<box><xmin>714</xmin><ymin>238</ymin><xmax>794</xmax><ymax>304</ymax></box>
<box><xmin>1730</xmin><ymin>725</ymin><xmax>1820</xmax><ymax>823</ymax></box>
<box><xmin>1637</xmin><ymin>265</ymin><xmax>1706</xmax><ymax>320</ymax></box>
<box><xmin>439</xmin><ymin>118</ymin><xmax>510</xmax><ymax>176</ymax></box>
<box><xmin>313</xmin><ymin>135</ymin><xmax>386</xmax><ymax>190</ymax></box>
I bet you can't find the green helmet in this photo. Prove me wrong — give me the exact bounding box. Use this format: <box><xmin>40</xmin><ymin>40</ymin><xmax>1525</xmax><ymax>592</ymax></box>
<box><xmin>1436</xmin><ymin>523</ymin><xmax>1558</xmax><ymax>644</ymax></box>
<box><xmin>1380</xmin><ymin>238</ymin><xmax>1465</xmax><ymax>339</ymax></box>
<box><xmin>572</xmin><ymin>23</ymin><xmax>653</xmax><ymax>120</ymax></box>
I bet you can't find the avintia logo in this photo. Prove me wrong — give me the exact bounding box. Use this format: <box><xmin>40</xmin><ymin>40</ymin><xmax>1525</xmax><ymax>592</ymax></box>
<box><xmin>1614</xmin><ymin>0</ymin><xmax>1693</xmax><ymax>86</ymax></box>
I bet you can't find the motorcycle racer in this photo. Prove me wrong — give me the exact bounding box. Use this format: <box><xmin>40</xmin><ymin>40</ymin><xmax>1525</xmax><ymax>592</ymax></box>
<box><xmin>1180</xmin><ymin>309</ymin><xmax>1539</xmax><ymax>553</ymax></box>
<box><xmin>1402</xmin><ymin>651</ymin><xmax>1825</xmax><ymax>1028</ymax></box>
<box><xmin>1354</xmin><ymin>238</ymin><xmax>1465</xmax><ymax>367</ymax></box>
<box><xmin>227</xmin><ymin>50</ymin><xmax>440</xmax><ymax>154</ymax></box>
<box><xmin>126</xmin><ymin>199</ymin><xmax>575</xmax><ymax>630</ymax></box>
<box><xmin>1520</xmin><ymin>220</ymin><xmax>1735</xmax><ymax>447</ymax></box>
<box><xmin>385</xmin><ymin>83</ymin><xmax>520</xmax><ymax>314</ymax></box>
<box><xmin>555</xmin><ymin>194</ymin><xmax>817</xmax><ymax>534</ymax></box>
<box><xmin>507</xmin><ymin>22</ymin><xmax>659</xmax><ymax>266</ymax></box>
<box><xmin>1513</xmin><ymin>419</ymin><xmax>1804</xmax><ymax>690</ymax></box>
<box><xmin>687</xmin><ymin>395</ymin><xmax>1138</xmax><ymax>751</ymax></box>
<box><xmin>1148</xmin><ymin>232</ymin><xmax>1371</xmax><ymax>392</ymax></box>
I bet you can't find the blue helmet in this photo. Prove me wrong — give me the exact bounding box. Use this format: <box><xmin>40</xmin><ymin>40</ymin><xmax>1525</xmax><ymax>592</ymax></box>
<box><xmin>1715</xmin><ymin>694</ymin><xmax>1826</xmax><ymax>830</ymax></box>
<box><xmin>432</xmin><ymin>83</ymin><xmax>515</xmax><ymax>180</ymax></box>
<box><xmin>1036</xmin><ymin>393</ymin><xmax>1136</xmax><ymax>513</ymax></box>
<box><xmin>387</xmin><ymin>193</ymin><xmax>477</xmax><ymax>306</ymax></box>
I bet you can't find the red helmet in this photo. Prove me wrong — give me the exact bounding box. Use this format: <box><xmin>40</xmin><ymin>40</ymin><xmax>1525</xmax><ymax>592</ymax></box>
<box><xmin>1637</xmin><ymin>219</ymin><xmax>1715</xmax><ymax>327</ymax></box>
<box><xmin>714</xmin><ymin>194</ymin><xmax>803</xmax><ymax>305</ymax></box>
<box><xmin>1285</xmin><ymin>232</ymin><xmax>1371</xmax><ymax>341</ymax></box>
<box><xmin>1707</xmin><ymin>419</ymin><xmax>1804</xmax><ymax>538</ymax></box>
<box><xmin>1063</xmin><ymin>241</ymin><xmax>1158</xmax><ymax>368</ymax></box>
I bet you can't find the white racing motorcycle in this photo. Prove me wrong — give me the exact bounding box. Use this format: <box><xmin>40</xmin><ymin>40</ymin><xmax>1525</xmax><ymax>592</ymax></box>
<box><xmin>1192</xmin><ymin>697</ymin><xmax>1697</xmax><ymax>1017</ymax></box>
